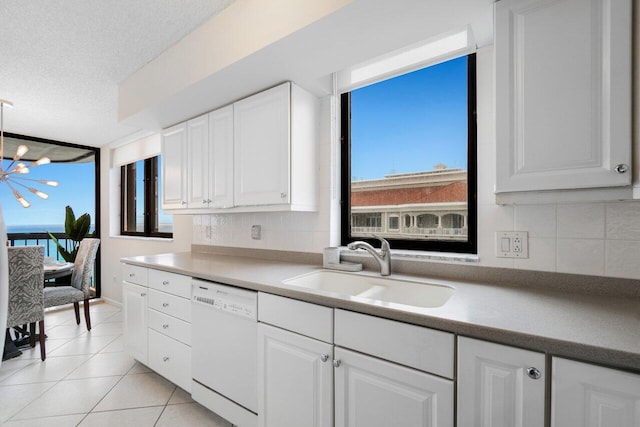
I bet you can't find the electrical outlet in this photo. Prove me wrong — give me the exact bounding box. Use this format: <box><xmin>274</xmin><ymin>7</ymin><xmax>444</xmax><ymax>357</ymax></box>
<box><xmin>251</xmin><ymin>225</ymin><xmax>261</xmax><ymax>240</ymax></box>
<box><xmin>496</xmin><ymin>231</ymin><xmax>529</xmax><ymax>258</ymax></box>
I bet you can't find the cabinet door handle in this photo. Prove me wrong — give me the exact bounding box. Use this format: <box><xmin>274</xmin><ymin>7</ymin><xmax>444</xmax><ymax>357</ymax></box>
<box><xmin>280</xmin><ymin>192</ymin><xmax>287</xmax><ymax>199</ymax></box>
<box><xmin>162</xmin><ymin>324</ymin><xmax>169</xmax><ymax>329</ymax></box>
<box><xmin>526</xmin><ymin>367</ymin><xmax>541</xmax><ymax>380</ymax></box>
<box><xmin>333</xmin><ymin>359</ymin><xmax>341</xmax><ymax>368</ymax></box>
<box><xmin>129</xmin><ymin>273</ymin><xmax>135</xmax><ymax>278</ymax></box>
<box><xmin>162</xmin><ymin>280</ymin><xmax>169</xmax><ymax>286</ymax></box>
<box><xmin>140</xmin><ymin>293</ymin><xmax>146</xmax><ymax>297</ymax></box>
<box><xmin>163</xmin><ymin>356</ymin><xmax>170</xmax><ymax>362</ymax></box>
<box><xmin>162</xmin><ymin>303</ymin><xmax>169</xmax><ymax>308</ymax></box>
<box><xmin>320</xmin><ymin>354</ymin><xmax>329</xmax><ymax>362</ymax></box>
<box><xmin>181</xmin><ymin>201</ymin><xmax>187</xmax><ymax>205</ymax></box>
<box><xmin>615</xmin><ymin>164</ymin><xmax>629</xmax><ymax>174</ymax></box>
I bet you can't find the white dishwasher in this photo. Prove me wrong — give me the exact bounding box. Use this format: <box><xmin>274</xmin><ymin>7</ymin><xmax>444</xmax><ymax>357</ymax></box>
<box><xmin>191</xmin><ymin>279</ymin><xmax>258</xmax><ymax>427</ymax></box>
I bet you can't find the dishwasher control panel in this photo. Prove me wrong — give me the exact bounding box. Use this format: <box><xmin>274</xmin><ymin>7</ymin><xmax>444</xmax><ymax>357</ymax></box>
<box><xmin>192</xmin><ymin>279</ymin><xmax>258</xmax><ymax>321</ymax></box>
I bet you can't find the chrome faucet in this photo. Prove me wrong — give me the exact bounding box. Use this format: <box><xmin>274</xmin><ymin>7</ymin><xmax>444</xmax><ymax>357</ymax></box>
<box><xmin>347</xmin><ymin>235</ymin><xmax>391</xmax><ymax>276</ymax></box>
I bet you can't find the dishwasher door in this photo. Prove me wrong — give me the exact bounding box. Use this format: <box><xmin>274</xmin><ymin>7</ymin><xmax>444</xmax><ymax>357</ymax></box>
<box><xmin>192</xmin><ymin>280</ymin><xmax>258</xmax><ymax>414</ymax></box>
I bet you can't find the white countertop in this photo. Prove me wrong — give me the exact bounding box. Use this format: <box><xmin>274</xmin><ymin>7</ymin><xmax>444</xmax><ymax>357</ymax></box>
<box><xmin>121</xmin><ymin>251</ymin><xmax>640</xmax><ymax>371</ymax></box>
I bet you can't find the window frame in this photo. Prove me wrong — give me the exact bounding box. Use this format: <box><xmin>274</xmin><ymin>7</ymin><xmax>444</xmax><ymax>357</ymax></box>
<box><xmin>120</xmin><ymin>156</ymin><xmax>172</xmax><ymax>239</ymax></box>
<box><xmin>340</xmin><ymin>53</ymin><xmax>477</xmax><ymax>254</ymax></box>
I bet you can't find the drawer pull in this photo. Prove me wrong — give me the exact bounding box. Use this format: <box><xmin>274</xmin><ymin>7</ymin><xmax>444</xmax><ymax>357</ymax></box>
<box><xmin>129</xmin><ymin>273</ymin><xmax>135</xmax><ymax>278</ymax></box>
<box><xmin>163</xmin><ymin>356</ymin><xmax>170</xmax><ymax>362</ymax></box>
<box><xmin>140</xmin><ymin>293</ymin><xmax>146</xmax><ymax>297</ymax></box>
<box><xmin>162</xmin><ymin>303</ymin><xmax>169</xmax><ymax>308</ymax></box>
<box><xmin>320</xmin><ymin>354</ymin><xmax>329</xmax><ymax>363</ymax></box>
<box><xmin>162</xmin><ymin>324</ymin><xmax>169</xmax><ymax>329</ymax></box>
<box><xmin>162</xmin><ymin>280</ymin><xmax>169</xmax><ymax>286</ymax></box>
<box><xmin>527</xmin><ymin>367</ymin><xmax>541</xmax><ymax>380</ymax></box>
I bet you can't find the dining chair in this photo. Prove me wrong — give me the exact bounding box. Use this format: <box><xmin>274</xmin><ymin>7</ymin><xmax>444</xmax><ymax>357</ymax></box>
<box><xmin>7</xmin><ymin>245</ymin><xmax>46</xmax><ymax>361</ymax></box>
<box><xmin>43</xmin><ymin>238</ymin><xmax>100</xmax><ymax>331</ymax></box>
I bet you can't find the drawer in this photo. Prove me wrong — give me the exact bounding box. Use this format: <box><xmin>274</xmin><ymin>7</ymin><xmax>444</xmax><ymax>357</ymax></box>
<box><xmin>148</xmin><ymin>269</ymin><xmax>191</xmax><ymax>299</ymax></box>
<box><xmin>258</xmin><ymin>292</ymin><xmax>333</xmax><ymax>343</ymax></box>
<box><xmin>148</xmin><ymin>289</ymin><xmax>191</xmax><ymax>323</ymax></box>
<box><xmin>148</xmin><ymin>308</ymin><xmax>191</xmax><ymax>346</ymax></box>
<box><xmin>148</xmin><ymin>329</ymin><xmax>191</xmax><ymax>392</ymax></box>
<box><xmin>335</xmin><ymin>309</ymin><xmax>454</xmax><ymax>379</ymax></box>
<box><xmin>122</xmin><ymin>263</ymin><xmax>148</xmax><ymax>286</ymax></box>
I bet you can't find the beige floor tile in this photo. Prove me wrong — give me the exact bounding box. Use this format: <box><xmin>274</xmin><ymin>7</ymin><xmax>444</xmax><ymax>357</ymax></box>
<box><xmin>1</xmin><ymin>413</ymin><xmax>86</xmax><ymax>426</ymax></box>
<box><xmin>98</xmin><ymin>336</ymin><xmax>124</xmax><ymax>354</ymax></box>
<box><xmin>0</xmin><ymin>359</ymin><xmax>36</xmax><ymax>383</ymax></box>
<box><xmin>48</xmin><ymin>334</ymin><xmax>119</xmax><ymax>357</ymax></box>
<box><xmin>12</xmin><ymin>338</ymin><xmax>72</xmax><ymax>360</ymax></box>
<box><xmin>127</xmin><ymin>361</ymin><xmax>152</xmax><ymax>374</ymax></box>
<box><xmin>66</xmin><ymin>352</ymin><xmax>136</xmax><ymax>379</ymax></box>
<box><xmin>101</xmin><ymin>311</ymin><xmax>122</xmax><ymax>323</ymax></box>
<box><xmin>0</xmin><ymin>382</ymin><xmax>56</xmax><ymax>422</ymax></box>
<box><xmin>2</xmin><ymin>355</ymin><xmax>92</xmax><ymax>385</ymax></box>
<box><xmin>86</xmin><ymin>322</ymin><xmax>123</xmax><ymax>337</ymax></box>
<box><xmin>89</xmin><ymin>302</ymin><xmax>120</xmax><ymax>313</ymax></box>
<box><xmin>155</xmin><ymin>403</ymin><xmax>232</xmax><ymax>427</ymax></box>
<box><xmin>13</xmin><ymin>376</ymin><xmax>121</xmax><ymax>420</ymax></box>
<box><xmin>78</xmin><ymin>406</ymin><xmax>164</xmax><ymax>427</ymax></box>
<box><xmin>93</xmin><ymin>372</ymin><xmax>175</xmax><ymax>412</ymax></box>
<box><xmin>168</xmin><ymin>387</ymin><xmax>194</xmax><ymax>405</ymax></box>
<box><xmin>45</xmin><ymin>324</ymin><xmax>88</xmax><ymax>340</ymax></box>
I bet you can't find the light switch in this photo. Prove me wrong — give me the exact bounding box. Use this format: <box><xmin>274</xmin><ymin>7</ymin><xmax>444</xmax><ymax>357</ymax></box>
<box><xmin>500</xmin><ymin>237</ymin><xmax>511</xmax><ymax>252</ymax></box>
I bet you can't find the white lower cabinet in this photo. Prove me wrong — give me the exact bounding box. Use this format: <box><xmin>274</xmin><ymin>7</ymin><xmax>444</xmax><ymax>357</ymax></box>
<box><xmin>122</xmin><ymin>264</ymin><xmax>192</xmax><ymax>393</ymax></box>
<box><xmin>551</xmin><ymin>357</ymin><xmax>640</xmax><ymax>427</ymax></box>
<box><xmin>457</xmin><ymin>336</ymin><xmax>546</xmax><ymax>427</ymax></box>
<box><xmin>258</xmin><ymin>323</ymin><xmax>333</xmax><ymax>427</ymax></box>
<box><xmin>334</xmin><ymin>347</ymin><xmax>453</xmax><ymax>427</ymax></box>
<box><xmin>122</xmin><ymin>281</ymin><xmax>148</xmax><ymax>365</ymax></box>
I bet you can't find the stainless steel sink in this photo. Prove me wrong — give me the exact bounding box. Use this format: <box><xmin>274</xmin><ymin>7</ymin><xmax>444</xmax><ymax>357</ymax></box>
<box><xmin>282</xmin><ymin>270</ymin><xmax>454</xmax><ymax>309</ymax></box>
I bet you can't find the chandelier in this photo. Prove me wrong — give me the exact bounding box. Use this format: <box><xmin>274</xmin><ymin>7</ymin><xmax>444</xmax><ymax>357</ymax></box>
<box><xmin>0</xmin><ymin>99</ymin><xmax>58</xmax><ymax>208</ymax></box>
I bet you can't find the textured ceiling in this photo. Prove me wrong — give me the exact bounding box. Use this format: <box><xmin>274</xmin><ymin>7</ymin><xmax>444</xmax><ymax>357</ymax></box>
<box><xmin>0</xmin><ymin>0</ymin><xmax>236</xmax><ymax>147</ymax></box>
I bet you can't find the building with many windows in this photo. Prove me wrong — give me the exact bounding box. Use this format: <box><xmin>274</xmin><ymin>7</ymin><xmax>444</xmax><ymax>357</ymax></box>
<box><xmin>351</xmin><ymin>165</ymin><xmax>468</xmax><ymax>241</ymax></box>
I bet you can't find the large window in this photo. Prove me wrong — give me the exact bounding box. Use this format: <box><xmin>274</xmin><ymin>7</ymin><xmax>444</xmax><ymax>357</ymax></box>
<box><xmin>341</xmin><ymin>54</ymin><xmax>477</xmax><ymax>253</ymax></box>
<box><xmin>121</xmin><ymin>156</ymin><xmax>172</xmax><ymax>238</ymax></box>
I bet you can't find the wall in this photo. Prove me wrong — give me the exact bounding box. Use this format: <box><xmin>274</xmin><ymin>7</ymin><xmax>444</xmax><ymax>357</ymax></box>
<box><xmin>98</xmin><ymin>140</ymin><xmax>192</xmax><ymax>305</ymax></box>
<box><xmin>193</xmin><ymin>42</ymin><xmax>640</xmax><ymax>281</ymax></box>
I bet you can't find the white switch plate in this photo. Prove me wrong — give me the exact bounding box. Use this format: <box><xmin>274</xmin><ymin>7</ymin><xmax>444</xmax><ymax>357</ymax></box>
<box><xmin>496</xmin><ymin>231</ymin><xmax>529</xmax><ymax>258</ymax></box>
<box><xmin>251</xmin><ymin>225</ymin><xmax>261</xmax><ymax>240</ymax></box>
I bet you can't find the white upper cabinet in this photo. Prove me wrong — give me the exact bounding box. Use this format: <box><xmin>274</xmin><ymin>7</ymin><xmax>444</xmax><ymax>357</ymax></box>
<box><xmin>209</xmin><ymin>105</ymin><xmax>234</xmax><ymax>209</ymax></box>
<box><xmin>186</xmin><ymin>114</ymin><xmax>210</xmax><ymax>208</ymax></box>
<box><xmin>551</xmin><ymin>357</ymin><xmax>640</xmax><ymax>427</ymax></box>
<box><xmin>161</xmin><ymin>82</ymin><xmax>317</xmax><ymax>213</ymax></box>
<box><xmin>161</xmin><ymin>122</ymin><xmax>188</xmax><ymax>209</ymax></box>
<box><xmin>495</xmin><ymin>0</ymin><xmax>632</xmax><ymax>194</ymax></box>
<box><xmin>234</xmin><ymin>82</ymin><xmax>317</xmax><ymax>210</ymax></box>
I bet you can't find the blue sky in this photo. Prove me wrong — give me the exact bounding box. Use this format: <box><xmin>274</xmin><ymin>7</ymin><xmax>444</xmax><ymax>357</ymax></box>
<box><xmin>1</xmin><ymin>161</ymin><xmax>95</xmax><ymax>229</ymax></box>
<box><xmin>350</xmin><ymin>55</ymin><xmax>468</xmax><ymax>181</ymax></box>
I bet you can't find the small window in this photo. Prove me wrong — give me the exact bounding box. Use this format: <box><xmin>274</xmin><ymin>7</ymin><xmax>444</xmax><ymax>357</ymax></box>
<box><xmin>341</xmin><ymin>54</ymin><xmax>477</xmax><ymax>253</ymax></box>
<box><xmin>121</xmin><ymin>156</ymin><xmax>172</xmax><ymax>238</ymax></box>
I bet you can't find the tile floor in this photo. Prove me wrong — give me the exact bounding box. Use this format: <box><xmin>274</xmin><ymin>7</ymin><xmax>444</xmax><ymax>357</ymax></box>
<box><xmin>0</xmin><ymin>301</ymin><xmax>232</xmax><ymax>427</ymax></box>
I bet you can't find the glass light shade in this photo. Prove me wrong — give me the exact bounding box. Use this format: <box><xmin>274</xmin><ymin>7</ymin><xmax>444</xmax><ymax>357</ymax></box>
<box><xmin>14</xmin><ymin>145</ymin><xmax>29</xmax><ymax>159</ymax></box>
<box><xmin>31</xmin><ymin>157</ymin><xmax>50</xmax><ymax>166</ymax></box>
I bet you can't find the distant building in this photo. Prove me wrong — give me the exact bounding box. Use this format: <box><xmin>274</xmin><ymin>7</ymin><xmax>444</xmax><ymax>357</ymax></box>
<box><xmin>351</xmin><ymin>165</ymin><xmax>468</xmax><ymax>240</ymax></box>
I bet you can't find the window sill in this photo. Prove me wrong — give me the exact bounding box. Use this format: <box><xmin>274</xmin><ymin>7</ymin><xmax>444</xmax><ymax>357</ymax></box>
<box><xmin>110</xmin><ymin>234</ymin><xmax>174</xmax><ymax>242</ymax></box>
<box><xmin>341</xmin><ymin>247</ymin><xmax>479</xmax><ymax>264</ymax></box>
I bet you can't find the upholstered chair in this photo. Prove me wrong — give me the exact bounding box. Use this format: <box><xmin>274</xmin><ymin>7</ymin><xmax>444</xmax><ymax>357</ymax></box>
<box><xmin>7</xmin><ymin>245</ymin><xmax>46</xmax><ymax>361</ymax></box>
<box><xmin>43</xmin><ymin>238</ymin><xmax>100</xmax><ymax>331</ymax></box>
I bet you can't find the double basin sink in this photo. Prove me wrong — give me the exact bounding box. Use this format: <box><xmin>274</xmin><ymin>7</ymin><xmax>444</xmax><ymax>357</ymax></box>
<box><xmin>283</xmin><ymin>270</ymin><xmax>454</xmax><ymax>309</ymax></box>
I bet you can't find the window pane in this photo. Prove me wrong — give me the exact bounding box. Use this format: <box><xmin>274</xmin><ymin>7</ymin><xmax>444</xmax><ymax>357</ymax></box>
<box><xmin>122</xmin><ymin>160</ymin><xmax>145</xmax><ymax>233</ymax></box>
<box><xmin>156</xmin><ymin>156</ymin><xmax>173</xmax><ymax>233</ymax></box>
<box><xmin>348</xmin><ymin>55</ymin><xmax>470</xmax><ymax>245</ymax></box>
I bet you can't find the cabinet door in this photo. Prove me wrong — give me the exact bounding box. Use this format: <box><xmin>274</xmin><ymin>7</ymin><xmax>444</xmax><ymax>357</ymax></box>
<box><xmin>335</xmin><ymin>347</ymin><xmax>453</xmax><ymax>427</ymax></box>
<box><xmin>161</xmin><ymin>122</ymin><xmax>188</xmax><ymax>209</ymax></box>
<box><xmin>122</xmin><ymin>281</ymin><xmax>148</xmax><ymax>364</ymax></box>
<box><xmin>234</xmin><ymin>83</ymin><xmax>290</xmax><ymax>206</ymax></box>
<box><xmin>209</xmin><ymin>105</ymin><xmax>234</xmax><ymax>208</ymax></box>
<box><xmin>457</xmin><ymin>337</ymin><xmax>545</xmax><ymax>427</ymax></box>
<box><xmin>258</xmin><ymin>323</ymin><xmax>333</xmax><ymax>427</ymax></box>
<box><xmin>551</xmin><ymin>357</ymin><xmax>640</xmax><ymax>427</ymax></box>
<box><xmin>495</xmin><ymin>0</ymin><xmax>632</xmax><ymax>193</ymax></box>
<box><xmin>186</xmin><ymin>114</ymin><xmax>210</xmax><ymax>208</ymax></box>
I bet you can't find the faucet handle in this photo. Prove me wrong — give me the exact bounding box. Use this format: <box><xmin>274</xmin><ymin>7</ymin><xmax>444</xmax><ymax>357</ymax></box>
<box><xmin>371</xmin><ymin>234</ymin><xmax>390</xmax><ymax>251</ymax></box>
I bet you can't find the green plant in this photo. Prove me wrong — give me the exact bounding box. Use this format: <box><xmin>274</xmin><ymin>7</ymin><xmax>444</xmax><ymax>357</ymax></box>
<box><xmin>48</xmin><ymin>205</ymin><xmax>92</xmax><ymax>262</ymax></box>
